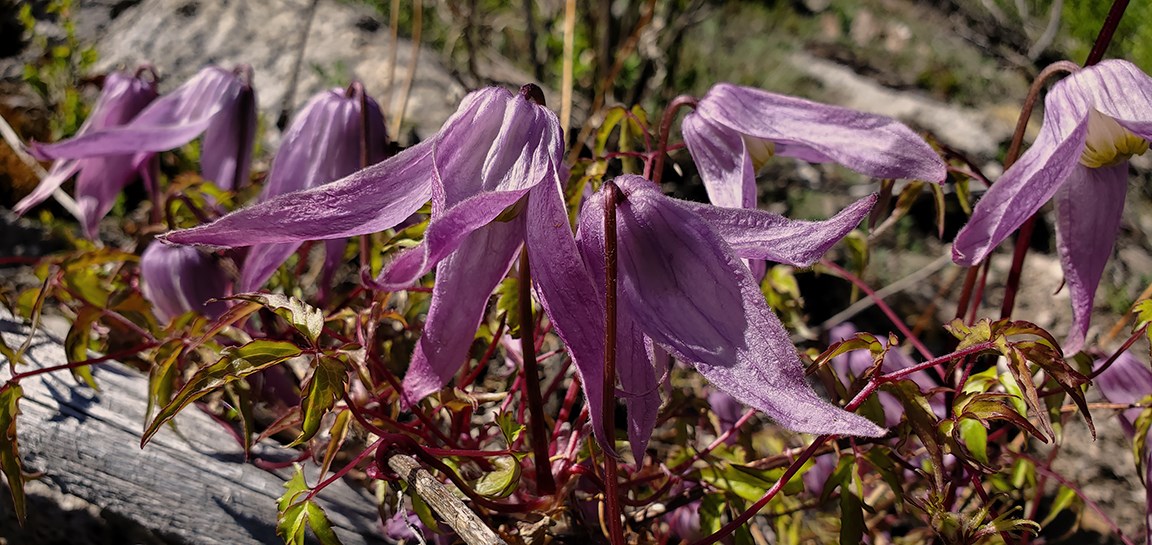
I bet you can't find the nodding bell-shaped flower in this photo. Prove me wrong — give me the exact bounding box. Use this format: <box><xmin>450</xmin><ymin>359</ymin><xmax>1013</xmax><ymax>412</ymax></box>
<box><xmin>239</xmin><ymin>83</ymin><xmax>389</xmax><ymax>293</ymax></box>
<box><xmin>14</xmin><ymin>69</ymin><xmax>158</xmax><ymax>238</ymax></box>
<box><xmin>952</xmin><ymin>60</ymin><xmax>1152</xmax><ymax>353</ymax></box>
<box><xmin>163</xmin><ymin>85</ymin><xmax>603</xmax><ymax>428</ymax></box>
<box><xmin>30</xmin><ymin>65</ymin><xmax>257</xmax><ymax>191</ymax></box>
<box><xmin>578</xmin><ymin>175</ymin><xmax>884</xmax><ymax>461</ymax></box>
<box><xmin>682</xmin><ymin>83</ymin><xmax>947</xmax><ymax>211</ymax></box>
<box><xmin>139</xmin><ymin>242</ymin><xmax>230</xmax><ymax>323</ymax></box>
<box><xmin>1094</xmin><ymin>350</ymin><xmax>1152</xmax><ymax>540</ymax></box>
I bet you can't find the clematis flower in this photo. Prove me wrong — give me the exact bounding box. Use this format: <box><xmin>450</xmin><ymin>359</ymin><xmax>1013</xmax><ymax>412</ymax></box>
<box><xmin>953</xmin><ymin>60</ymin><xmax>1152</xmax><ymax>353</ymax></box>
<box><xmin>682</xmin><ymin>83</ymin><xmax>947</xmax><ymax>211</ymax></box>
<box><xmin>239</xmin><ymin>83</ymin><xmax>389</xmax><ymax>293</ymax></box>
<box><xmin>163</xmin><ymin>86</ymin><xmax>606</xmax><ymax>444</ymax></box>
<box><xmin>139</xmin><ymin>242</ymin><xmax>230</xmax><ymax>323</ymax></box>
<box><xmin>578</xmin><ymin>175</ymin><xmax>884</xmax><ymax>461</ymax></box>
<box><xmin>30</xmin><ymin>65</ymin><xmax>257</xmax><ymax>191</ymax></box>
<box><xmin>1094</xmin><ymin>350</ymin><xmax>1152</xmax><ymax>541</ymax></box>
<box><xmin>14</xmin><ymin>69</ymin><xmax>158</xmax><ymax>238</ymax></box>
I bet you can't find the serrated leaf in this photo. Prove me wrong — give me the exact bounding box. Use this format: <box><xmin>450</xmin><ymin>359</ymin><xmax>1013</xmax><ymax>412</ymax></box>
<box><xmin>0</xmin><ymin>386</ymin><xmax>25</xmax><ymax>523</ymax></box>
<box><xmin>64</xmin><ymin>307</ymin><xmax>101</xmax><ymax>391</ymax></box>
<box><xmin>999</xmin><ymin>341</ymin><xmax>1053</xmax><ymax>442</ymax></box>
<box><xmin>957</xmin><ymin>393</ymin><xmax>1046</xmax><ymax>442</ymax></box>
<box><xmin>229</xmin><ymin>293</ymin><xmax>324</xmax><ymax>345</ymax></box>
<box><xmin>291</xmin><ymin>354</ymin><xmax>347</xmax><ymax>446</ymax></box>
<box><xmin>495</xmin><ymin>411</ymin><xmax>525</xmax><ymax>447</ymax></box>
<box><xmin>225</xmin><ymin>380</ymin><xmax>255</xmax><ymax>457</ymax></box>
<box><xmin>1016</xmin><ymin>340</ymin><xmax>1094</xmax><ymax>438</ymax></box>
<box><xmin>473</xmin><ymin>455</ymin><xmax>521</xmax><ymax>498</ymax></box>
<box><xmin>276</xmin><ymin>465</ymin><xmax>343</xmax><ymax>545</ymax></box>
<box><xmin>143</xmin><ymin>340</ymin><xmax>303</xmax><ymax>445</ymax></box>
<box><xmin>945</xmin><ymin>318</ymin><xmax>994</xmax><ymax>351</ymax></box>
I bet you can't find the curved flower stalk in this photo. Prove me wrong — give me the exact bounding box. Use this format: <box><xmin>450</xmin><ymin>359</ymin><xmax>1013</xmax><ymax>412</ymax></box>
<box><xmin>30</xmin><ymin>65</ymin><xmax>257</xmax><ymax>191</ymax></box>
<box><xmin>682</xmin><ymin>83</ymin><xmax>947</xmax><ymax>211</ymax></box>
<box><xmin>953</xmin><ymin>60</ymin><xmax>1152</xmax><ymax>353</ymax></box>
<box><xmin>239</xmin><ymin>83</ymin><xmax>389</xmax><ymax>293</ymax></box>
<box><xmin>139</xmin><ymin>242</ymin><xmax>230</xmax><ymax>323</ymax></box>
<box><xmin>14</xmin><ymin>69</ymin><xmax>158</xmax><ymax>238</ymax></box>
<box><xmin>578</xmin><ymin>175</ymin><xmax>884</xmax><ymax>461</ymax></box>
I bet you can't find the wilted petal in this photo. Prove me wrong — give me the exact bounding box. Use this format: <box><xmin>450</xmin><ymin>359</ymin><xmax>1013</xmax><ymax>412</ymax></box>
<box><xmin>952</xmin><ymin>79</ymin><xmax>1093</xmax><ymax>266</ymax></box>
<box><xmin>401</xmin><ymin>220</ymin><xmax>523</xmax><ymax>403</ymax></box>
<box><xmin>32</xmin><ymin>66</ymin><xmax>247</xmax><ymax>161</ymax></box>
<box><xmin>1056</xmin><ymin>164</ymin><xmax>1127</xmax><ymax>354</ymax></box>
<box><xmin>681</xmin><ymin>113</ymin><xmax>757</xmax><ymax>209</ymax></box>
<box><xmin>607</xmin><ymin>175</ymin><xmax>883</xmax><ymax>437</ymax></box>
<box><xmin>681</xmin><ymin>193</ymin><xmax>876</xmax><ymax>267</ymax></box>
<box><xmin>693</xmin><ymin>83</ymin><xmax>947</xmax><ymax>183</ymax></box>
<box><xmin>163</xmin><ymin>138</ymin><xmax>434</xmax><ymax>247</ymax></box>
<box><xmin>139</xmin><ymin>242</ymin><xmax>230</xmax><ymax>322</ymax></box>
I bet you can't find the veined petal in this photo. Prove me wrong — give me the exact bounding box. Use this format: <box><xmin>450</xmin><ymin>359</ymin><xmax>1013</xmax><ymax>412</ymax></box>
<box><xmin>401</xmin><ymin>220</ymin><xmax>523</xmax><ymax>404</ymax></box>
<box><xmin>608</xmin><ymin>175</ymin><xmax>883</xmax><ymax>437</ymax></box>
<box><xmin>13</xmin><ymin>159</ymin><xmax>81</xmax><ymax>216</ymax></box>
<box><xmin>431</xmin><ymin>88</ymin><xmax>516</xmax><ymax>210</ymax></box>
<box><xmin>32</xmin><ymin>66</ymin><xmax>245</xmax><ymax>160</ymax></box>
<box><xmin>696</xmin><ymin>83</ymin><xmax>946</xmax><ymax>182</ymax></box>
<box><xmin>682</xmin><ymin>113</ymin><xmax>757</xmax><ymax>209</ymax></box>
<box><xmin>1055</xmin><ymin>163</ymin><xmax>1127</xmax><ymax>354</ymax></box>
<box><xmin>201</xmin><ymin>76</ymin><xmax>256</xmax><ymax>190</ymax></box>
<box><xmin>680</xmin><ymin>193</ymin><xmax>876</xmax><ymax>267</ymax></box>
<box><xmin>952</xmin><ymin>81</ymin><xmax>1093</xmax><ymax>266</ymax></box>
<box><xmin>74</xmin><ymin>154</ymin><xmax>144</xmax><ymax>238</ymax></box>
<box><xmin>618</xmin><ymin>315</ymin><xmax>660</xmax><ymax>463</ymax></box>
<box><xmin>163</xmin><ymin>138</ymin><xmax>435</xmax><ymax>247</ymax></box>
<box><xmin>1066</xmin><ymin>60</ymin><xmax>1152</xmax><ymax>140</ymax></box>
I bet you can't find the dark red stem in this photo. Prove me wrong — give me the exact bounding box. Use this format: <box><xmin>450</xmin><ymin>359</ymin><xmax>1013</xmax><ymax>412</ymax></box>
<box><xmin>518</xmin><ymin>251</ymin><xmax>556</xmax><ymax>495</ymax></box>
<box><xmin>602</xmin><ymin>180</ymin><xmax>626</xmax><ymax>545</ymax></box>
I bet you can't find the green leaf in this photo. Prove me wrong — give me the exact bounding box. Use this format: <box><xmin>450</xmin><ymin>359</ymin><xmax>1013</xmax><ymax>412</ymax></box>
<box><xmin>594</xmin><ymin>106</ymin><xmax>628</xmax><ymax>157</ymax></box>
<box><xmin>143</xmin><ymin>339</ymin><xmax>303</xmax><ymax>446</ymax></box>
<box><xmin>699</xmin><ymin>462</ymin><xmax>782</xmax><ymax>503</ymax></box>
<box><xmin>229</xmin><ymin>293</ymin><xmax>324</xmax><ymax>345</ymax></box>
<box><xmin>291</xmin><ymin>354</ymin><xmax>348</xmax><ymax>446</ymax></box>
<box><xmin>64</xmin><ymin>307</ymin><xmax>101</xmax><ymax>390</ymax></box>
<box><xmin>957</xmin><ymin>393</ymin><xmax>1045</xmax><ymax>442</ymax></box>
<box><xmin>13</xmin><ymin>275</ymin><xmax>51</xmax><ymax>369</ymax></box>
<box><xmin>0</xmin><ymin>386</ymin><xmax>25</xmax><ymax>524</ymax></box>
<box><xmin>146</xmin><ymin>339</ymin><xmax>184</xmax><ymax>423</ymax></box>
<box><xmin>839</xmin><ymin>475</ymin><xmax>865</xmax><ymax>545</ymax></box>
<box><xmin>1039</xmin><ymin>485</ymin><xmax>1079</xmax><ymax>527</ymax></box>
<box><xmin>495</xmin><ymin>277</ymin><xmax>523</xmax><ymax>337</ymax></box>
<box><xmin>929</xmin><ymin>182</ymin><xmax>947</xmax><ymax>239</ymax></box>
<box><xmin>999</xmin><ymin>340</ymin><xmax>1053</xmax><ymax>442</ymax></box>
<box><xmin>1133</xmin><ymin>403</ymin><xmax>1152</xmax><ymax>479</ymax></box>
<box><xmin>957</xmin><ymin>418</ymin><xmax>989</xmax><ymax>465</ymax></box>
<box><xmin>473</xmin><ymin>455</ymin><xmax>521</xmax><ymax>498</ymax></box>
<box><xmin>698</xmin><ymin>494</ymin><xmax>725</xmax><ymax>536</ymax></box>
<box><xmin>276</xmin><ymin>465</ymin><xmax>345</xmax><ymax>545</ymax></box>
<box><xmin>955</xmin><ymin>176</ymin><xmax>973</xmax><ymax>215</ymax></box>
<box><xmin>495</xmin><ymin>411</ymin><xmax>525</xmax><ymax>447</ymax></box>
<box><xmin>890</xmin><ymin>380</ymin><xmax>945</xmax><ymax>492</ymax></box>
<box><xmin>944</xmin><ymin>318</ymin><xmax>994</xmax><ymax>351</ymax></box>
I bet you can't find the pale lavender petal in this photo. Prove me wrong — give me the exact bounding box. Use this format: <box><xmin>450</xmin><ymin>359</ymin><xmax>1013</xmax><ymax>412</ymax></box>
<box><xmin>32</xmin><ymin>66</ymin><xmax>245</xmax><ymax>160</ymax></box>
<box><xmin>401</xmin><ymin>220</ymin><xmax>523</xmax><ymax>403</ymax></box>
<box><xmin>74</xmin><ymin>153</ymin><xmax>144</xmax><ymax>238</ymax></box>
<box><xmin>201</xmin><ymin>73</ymin><xmax>256</xmax><ymax>190</ymax></box>
<box><xmin>140</xmin><ymin>242</ymin><xmax>230</xmax><ymax>322</ymax></box>
<box><xmin>1055</xmin><ymin>163</ymin><xmax>1127</xmax><ymax>354</ymax></box>
<box><xmin>13</xmin><ymin>159</ymin><xmax>81</xmax><ymax>216</ymax></box>
<box><xmin>696</xmin><ymin>83</ymin><xmax>947</xmax><ymax>182</ymax></box>
<box><xmin>617</xmin><ymin>316</ymin><xmax>660</xmax><ymax>463</ymax></box>
<box><xmin>609</xmin><ymin>175</ymin><xmax>883</xmax><ymax>437</ymax></box>
<box><xmin>430</xmin><ymin>88</ymin><xmax>515</xmax><ymax>211</ymax></box>
<box><xmin>1094</xmin><ymin>350</ymin><xmax>1152</xmax><ymax>435</ymax></box>
<box><xmin>682</xmin><ymin>113</ymin><xmax>756</xmax><ymax>209</ymax></box>
<box><xmin>681</xmin><ymin>193</ymin><xmax>876</xmax><ymax>266</ymax></box>
<box><xmin>1065</xmin><ymin>60</ymin><xmax>1152</xmax><ymax>140</ymax></box>
<box><xmin>162</xmin><ymin>138</ymin><xmax>435</xmax><ymax>247</ymax></box>
<box><xmin>952</xmin><ymin>80</ymin><xmax>1093</xmax><ymax>266</ymax></box>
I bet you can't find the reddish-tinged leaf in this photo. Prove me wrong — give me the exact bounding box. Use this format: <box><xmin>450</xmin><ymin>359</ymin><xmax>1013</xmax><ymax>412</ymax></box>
<box><xmin>64</xmin><ymin>307</ymin><xmax>101</xmax><ymax>391</ymax></box>
<box><xmin>0</xmin><ymin>385</ymin><xmax>25</xmax><ymax>523</ymax></box>
<box><xmin>999</xmin><ymin>340</ymin><xmax>1054</xmax><ymax>442</ymax></box>
<box><xmin>290</xmin><ymin>354</ymin><xmax>347</xmax><ymax>446</ymax></box>
<box><xmin>228</xmin><ymin>293</ymin><xmax>324</xmax><ymax>345</ymax></box>
<box><xmin>957</xmin><ymin>393</ymin><xmax>1046</xmax><ymax>442</ymax></box>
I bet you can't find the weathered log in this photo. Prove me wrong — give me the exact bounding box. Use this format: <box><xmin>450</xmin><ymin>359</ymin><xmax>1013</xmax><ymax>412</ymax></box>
<box><xmin>0</xmin><ymin>311</ymin><xmax>385</xmax><ymax>545</ymax></box>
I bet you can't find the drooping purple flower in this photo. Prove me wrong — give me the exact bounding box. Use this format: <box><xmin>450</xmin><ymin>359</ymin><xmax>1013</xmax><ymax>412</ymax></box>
<box><xmin>953</xmin><ymin>60</ymin><xmax>1152</xmax><ymax>353</ymax></box>
<box><xmin>30</xmin><ymin>65</ymin><xmax>257</xmax><ymax>191</ymax></box>
<box><xmin>239</xmin><ymin>83</ymin><xmax>389</xmax><ymax>293</ymax></box>
<box><xmin>1094</xmin><ymin>350</ymin><xmax>1152</xmax><ymax>542</ymax></box>
<box><xmin>682</xmin><ymin>83</ymin><xmax>947</xmax><ymax>211</ymax></box>
<box><xmin>578</xmin><ymin>175</ymin><xmax>885</xmax><ymax>461</ymax></box>
<box><xmin>139</xmin><ymin>242</ymin><xmax>230</xmax><ymax>323</ymax></box>
<box><xmin>14</xmin><ymin>69</ymin><xmax>158</xmax><ymax>237</ymax></box>
<box><xmin>162</xmin><ymin>86</ymin><xmax>605</xmax><ymax>446</ymax></box>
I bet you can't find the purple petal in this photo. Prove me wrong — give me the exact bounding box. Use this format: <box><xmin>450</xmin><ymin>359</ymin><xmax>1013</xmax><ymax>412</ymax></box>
<box><xmin>140</xmin><ymin>242</ymin><xmax>230</xmax><ymax>322</ymax></box>
<box><xmin>1094</xmin><ymin>350</ymin><xmax>1152</xmax><ymax>435</ymax></box>
<box><xmin>1055</xmin><ymin>164</ymin><xmax>1127</xmax><ymax>354</ymax></box>
<box><xmin>952</xmin><ymin>79</ymin><xmax>1093</xmax><ymax>266</ymax></box>
<box><xmin>163</xmin><ymin>138</ymin><xmax>435</xmax><ymax>247</ymax></box>
<box><xmin>238</xmin><ymin>242</ymin><xmax>302</xmax><ymax>293</ymax></box>
<box><xmin>201</xmin><ymin>75</ymin><xmax>256</xmax><ymax>190</ymax></box>
<box><xmin>682</xmin><ymin>113</ymin><xmax>757</xmax><ymax>209</ymax></box>
<box><xmin>375</xmin><ymin>88</ymin><xmax>563</xmax><ymax>288</ymax></box>
<box><xmin>607</xmin><ymin>175</ymin><xmax>883</xmax><ymax>437</ymax></box>
<box><xmin>680</xmin><ymin>193</ymin><xmax>876</xmax><ymax>267</ymax></box>
<box><xmin>1064</xmin><ymin>60</ymin><xmax>1152</xmax><ymax>140</ymax></box>
<box><xmin>32</xmin><ymin>66</ymin><xmax>246</xmax><ymax>160</ymax></box>
<box><xmin>13</xmin><ymin>159</ymin><xmax>81</xmax><ymax>217</ymax></box>
<box><xmin>401</xmin><ymin>220</ymin><xmax>523</xmax><ymax>403</ymax></box>
<box><xmin>695</xmin><ymin>83</ymin><xmax>947</xmax><ymax>183</ymax></box>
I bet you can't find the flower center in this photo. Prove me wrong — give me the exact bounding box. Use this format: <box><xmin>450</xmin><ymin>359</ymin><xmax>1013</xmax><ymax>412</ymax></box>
<box><xmin>743</xmin><ymin>135</ymin><xmax>776</xmax><ymax>172</ymax></box>
<box><xmin>1080</xmin><ymin>110</ymin><xmax>1149</xmax><ymax>168</ymax></box>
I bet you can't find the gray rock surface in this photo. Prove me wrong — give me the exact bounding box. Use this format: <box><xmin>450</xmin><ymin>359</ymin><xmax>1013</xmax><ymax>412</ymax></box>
<box><xmin>92</xmin><ymin>0</ymin><xmax>466</xmax><ymax>146</ymax></box>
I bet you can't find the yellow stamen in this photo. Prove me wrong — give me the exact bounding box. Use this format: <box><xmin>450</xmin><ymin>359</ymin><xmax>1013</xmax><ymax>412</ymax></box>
<box><xmin>743</xmin><ymin>135</ymin><xmax>776</xmax><ymax>172</ymax></box>
<box><xmin>1080</xmin><ymin>110</ymin><xmax>1149</xmax><ymax>168</ymax></box>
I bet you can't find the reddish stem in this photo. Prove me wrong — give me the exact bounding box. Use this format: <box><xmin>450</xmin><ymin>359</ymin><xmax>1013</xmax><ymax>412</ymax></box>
<box><xmin>649</xmin><ymin>95</ymin><xmax>698</xmax><ymax>184</ymax></box>
<box><xmin>602</xmin><ymin>180</ymin><xmax>627</xmax><ymax>545</ymax></box>
<box><xmin>821</xmin><ymin>260</ymin><xmax>934</xmax><ymax>360</ymax></box>
<box><xmin>517</xmin><ymin>251</ymin><xmax>556</xmax><ymax>495</ymax></box>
